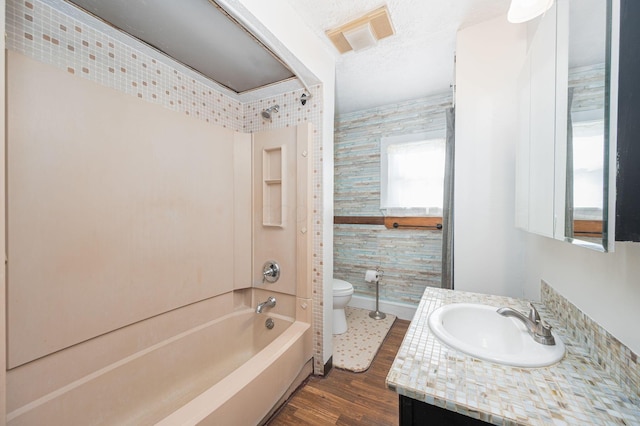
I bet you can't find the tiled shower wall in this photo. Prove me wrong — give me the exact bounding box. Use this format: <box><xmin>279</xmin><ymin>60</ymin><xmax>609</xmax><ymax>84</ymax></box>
<box><xmin>6</xmin><ymin>0</ymin><xmax>245</xmax><ymax>129</ymax></box>
<box><xmin>6</xmin><ymin>0</ymin><xmax>326</xmax><ymax>373</ymax></box>
<box><xmin>244</xmin><ymin>91</ymin><xmax>325</xmax><ymax>374</ymax></box>
<box><xmin>334</xmin><ymin>94</ymin><xmax>452</xmax><ymax>305</ymax></box>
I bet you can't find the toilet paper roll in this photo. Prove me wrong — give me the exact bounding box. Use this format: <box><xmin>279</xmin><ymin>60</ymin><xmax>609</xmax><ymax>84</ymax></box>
<box><xmin>365</xmin><ymin>269</ymin><xmax>379</xmax><ymax>283</ymax></box>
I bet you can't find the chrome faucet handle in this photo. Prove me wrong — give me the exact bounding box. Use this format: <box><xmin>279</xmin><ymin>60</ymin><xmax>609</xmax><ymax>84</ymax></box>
<box><xmin>528</xmin><ymin>302</ymin><xmax>541</xmax><ymax>323</ymax></box>
<box><xmin>538</xmin><ymin>318</ymin><xmax>553</xmax><ymax>334</ymax></box>
<box><xmin>262</xmin><ymin>261</ymin><xmax>280</xmax><ymax>283</ymax></box>
<box><xmin>498</xmin><ymin>304</ymin><xmax>556</xmax><ymax>345</ymax></box>
<box><xmin>528</xmin><ymin>303</ymin><xmax>553</xmax><ymax>335</ymax></box>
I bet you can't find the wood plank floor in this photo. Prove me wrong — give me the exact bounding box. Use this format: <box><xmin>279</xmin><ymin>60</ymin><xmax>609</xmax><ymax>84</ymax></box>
<box><xmin>266</xmin><ymin>319</ymin><xmax>411</xmax><ymax>426</ymax></box>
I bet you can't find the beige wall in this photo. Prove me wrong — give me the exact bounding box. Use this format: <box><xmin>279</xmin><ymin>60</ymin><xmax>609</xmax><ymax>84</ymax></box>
<box><xmin>1</xmin><ymin>0</ymin><xmax>8</xmax><ymax>420</ymax></box>
<box><xmin>6</xmin><ymin>52</ymin><xmax>252</xmax><ymax>368</ymax></box>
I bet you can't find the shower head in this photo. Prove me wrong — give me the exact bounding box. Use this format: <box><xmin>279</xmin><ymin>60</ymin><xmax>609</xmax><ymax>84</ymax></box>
<box><xmin>261</xmin><ymin>105</ymin><xmax>280</xmax><ymax>120</ymax></box>
<box><xmin>300</xmin><ymin>93</ymin><xmax>312</xmax><ymax>106</ymax></box>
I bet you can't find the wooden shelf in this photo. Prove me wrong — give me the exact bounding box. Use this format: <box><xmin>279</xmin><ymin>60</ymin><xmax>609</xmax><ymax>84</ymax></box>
<box><xmin>334</xmin><ymin>216</ymin><xmax>443</xmax><ymax>230</ymax></box>
<box><xmin>573</xmin><ymin>219</ymin><xmax>603</xmax><ymax>237</ymax></box>
<box><xmin>334</xmin><ymin>216</ymin><xmax>384</xmax><ymax>225</ymax></box>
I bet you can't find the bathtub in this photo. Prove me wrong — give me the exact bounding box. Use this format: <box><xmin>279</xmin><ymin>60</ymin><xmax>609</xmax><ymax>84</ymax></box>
<box><xmin>8</xmin><ymin>309</ymin><xmax>312</xmax><ymax>425</ymax></box>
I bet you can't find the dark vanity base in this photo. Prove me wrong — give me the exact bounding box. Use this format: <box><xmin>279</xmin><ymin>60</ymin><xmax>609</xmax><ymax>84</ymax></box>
<box><xmin>399</xmin><ymin>395</ymin><xmax>489</xmax><ymax>425</ymax></box>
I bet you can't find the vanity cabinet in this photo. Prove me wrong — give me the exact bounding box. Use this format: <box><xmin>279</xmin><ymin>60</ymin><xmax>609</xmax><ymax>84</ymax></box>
<box><xmin>399</xmin><ymin>396</ymin><xmax>488</xmax><ymax>425</ymax></box>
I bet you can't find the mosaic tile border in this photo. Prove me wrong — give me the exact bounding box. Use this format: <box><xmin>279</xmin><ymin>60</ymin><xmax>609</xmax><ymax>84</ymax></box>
<box><xmin>541</xmin><ymin>280</ymin><xmax>640</xmax><ymax>400</ymax></box>
<box><xmin>6</xmin><ymin>0</ymin><xmax>244</xmax><ymax>130</ymax></box>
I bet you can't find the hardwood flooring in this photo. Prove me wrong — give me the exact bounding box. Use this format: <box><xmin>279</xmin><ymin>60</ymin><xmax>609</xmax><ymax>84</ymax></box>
<box><xmin>266</xmin><ymin>319</ymin><xmax>411</xmax><ymax>426</ymax></box>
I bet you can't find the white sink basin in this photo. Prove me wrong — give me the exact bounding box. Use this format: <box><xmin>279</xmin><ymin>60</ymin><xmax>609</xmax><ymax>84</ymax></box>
<box><xmin>428</xmin><ymin>303</ymin><xmax>565</xmax><ymax>367</ymax></box>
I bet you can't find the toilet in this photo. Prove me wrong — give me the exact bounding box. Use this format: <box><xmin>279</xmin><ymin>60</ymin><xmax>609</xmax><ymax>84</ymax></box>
<box><xmin>332</xmin><ymin>278</ymin><xmax>354</xmax><ymax>335</ymax></box>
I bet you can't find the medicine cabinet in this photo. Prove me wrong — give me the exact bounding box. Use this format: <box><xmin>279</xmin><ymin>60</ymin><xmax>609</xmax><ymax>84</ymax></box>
<box><xmin>515</xmin><ymin>0</ymin><xmax>619</xmax><ymax>251</ymax></box>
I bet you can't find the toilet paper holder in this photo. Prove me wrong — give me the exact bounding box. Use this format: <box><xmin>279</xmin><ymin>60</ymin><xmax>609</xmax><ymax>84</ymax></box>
<box><xmin>366</xmin><ymin>267</ymin><xmax>386</xmax><ymax>320</ymax></box>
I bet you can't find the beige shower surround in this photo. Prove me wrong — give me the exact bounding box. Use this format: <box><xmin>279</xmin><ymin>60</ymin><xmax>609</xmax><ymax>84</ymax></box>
<box><xmin>6</xmin><ymin>51</ymin><xmax>314</xmax><ymax>424</ymax></box>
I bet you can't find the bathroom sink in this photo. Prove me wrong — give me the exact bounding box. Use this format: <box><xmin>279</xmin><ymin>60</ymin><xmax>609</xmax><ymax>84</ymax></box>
<box><xmin>428</xmin><ymin>303</ymin><xmax>565</xmax><ymax>367</ymax></box>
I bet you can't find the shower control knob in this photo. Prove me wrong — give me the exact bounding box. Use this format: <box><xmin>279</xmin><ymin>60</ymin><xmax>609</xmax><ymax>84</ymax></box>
<box><xmin>262</xmin><ymin>261</ymin><xmax>281</xmax><ymax>283</ymax></box>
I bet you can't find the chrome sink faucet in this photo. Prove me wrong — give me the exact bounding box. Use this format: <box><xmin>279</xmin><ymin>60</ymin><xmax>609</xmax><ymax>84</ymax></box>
<box><xmin>256</xmin><ymin>296</ymin><xmax>276</xmax><ymax>314</ymax></box>
<box><xmin>497</xmin><ymin>302</ymin><xmax>556</xmax><ymax>345</ymax></box>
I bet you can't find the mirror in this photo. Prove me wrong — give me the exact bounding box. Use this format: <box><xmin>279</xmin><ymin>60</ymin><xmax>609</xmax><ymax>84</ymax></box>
<box><xmin>558</xmin><ymin>0</ymin><xmax>613</xmax><ymax>250</ymax></box>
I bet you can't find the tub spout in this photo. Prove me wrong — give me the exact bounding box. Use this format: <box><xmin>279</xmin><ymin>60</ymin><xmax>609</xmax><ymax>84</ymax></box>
<box><xmin>256</xmin><ymin>296</ymin><xmax>276</xmax><ymax>314</ymax></box>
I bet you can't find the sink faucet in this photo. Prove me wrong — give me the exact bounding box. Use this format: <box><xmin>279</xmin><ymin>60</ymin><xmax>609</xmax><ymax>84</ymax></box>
<box><xmin>497</xmin><ymin>302</ymin><xmax>556</xmax><ymax>345</ymax></box>
<box><xmin>256</xmin><ymin>296</ymin><xmax>276</xmax><ymax>314</ymax></box>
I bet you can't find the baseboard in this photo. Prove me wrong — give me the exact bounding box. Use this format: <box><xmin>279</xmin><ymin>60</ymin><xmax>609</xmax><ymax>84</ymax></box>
<box><xmin>348</xmin><ymin>295</ymin><xmax>417</xmax><ymax>321</ymax></box>
<box><xmin>323</xmin><ymin>356</ymin><xmax>333</xmax><ymax>375</ymax></box>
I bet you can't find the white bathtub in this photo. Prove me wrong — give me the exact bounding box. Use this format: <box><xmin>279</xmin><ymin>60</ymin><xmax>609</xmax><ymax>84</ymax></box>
<box><xmin>8</xmin><ymin>309</ymin><xmax>312</xmax><ymax>425</ymax></box>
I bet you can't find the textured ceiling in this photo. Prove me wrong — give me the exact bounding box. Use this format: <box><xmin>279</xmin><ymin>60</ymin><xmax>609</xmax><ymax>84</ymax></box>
<box><xmin>281</xmin><ymin>0</ymin><xmax>513</xmax><ymax>114</ymax></box>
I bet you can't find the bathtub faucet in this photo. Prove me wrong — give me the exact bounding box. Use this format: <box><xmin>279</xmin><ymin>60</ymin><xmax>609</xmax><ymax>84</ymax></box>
<box><xmin>256</xmin><ymin>296</ymin><xmax>276</xmax><ymax>314</ymax></box>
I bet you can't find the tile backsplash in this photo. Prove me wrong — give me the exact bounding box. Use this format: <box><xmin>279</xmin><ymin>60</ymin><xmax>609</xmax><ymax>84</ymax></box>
<box><xmin>542</xmin><ymin>280</ymin><xmax>640</xmax><ymax>400</ymax></box>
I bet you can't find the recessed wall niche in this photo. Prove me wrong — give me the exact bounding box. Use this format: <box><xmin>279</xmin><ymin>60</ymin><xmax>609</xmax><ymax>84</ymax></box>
<box><xmin>263</xmin><ymin>146</ymin><xmax>285</xmax><ymax>227</ymax></box>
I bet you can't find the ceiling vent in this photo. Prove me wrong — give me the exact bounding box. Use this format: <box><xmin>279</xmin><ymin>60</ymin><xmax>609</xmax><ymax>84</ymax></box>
<box><xmin>325</xmin><ymin>6</ymin><xmax>395</xmax><ymax>54</ymax></box>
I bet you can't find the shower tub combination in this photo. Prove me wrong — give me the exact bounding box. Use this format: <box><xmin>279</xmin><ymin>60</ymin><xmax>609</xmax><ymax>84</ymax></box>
<box><xmin>8</xmin><ymin>304</ymin><xmax>312</xmax><ymax>425</ymax></box>
<box><xmin>7</xmin><ymin>36</ymin><xmax>316</xmax><ymax>424</ymax></box>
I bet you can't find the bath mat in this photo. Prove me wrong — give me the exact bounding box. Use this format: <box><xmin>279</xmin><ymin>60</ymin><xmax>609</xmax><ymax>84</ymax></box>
<box><xmin>333</xmin><ymin>306</ymin><xmax>396</xmax><ymax>372</ymax></box>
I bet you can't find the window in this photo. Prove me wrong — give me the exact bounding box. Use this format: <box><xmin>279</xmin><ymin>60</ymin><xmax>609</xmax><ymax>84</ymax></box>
<box><xmin>572</xmin><ymin>119</ymin><xmax>604</xmax><ymax>219</ymax></box>
<box><xmin>380</xmin><ymin>132</ymin><xmax>446</xmax><ymax>216</ymax></box>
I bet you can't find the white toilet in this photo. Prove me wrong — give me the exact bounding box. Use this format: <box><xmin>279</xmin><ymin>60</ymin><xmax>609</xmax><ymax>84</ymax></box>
<box><xmin>332</xmin><ymin>278</ymin><xmax>354</xmax><ymax>335</ymax></box>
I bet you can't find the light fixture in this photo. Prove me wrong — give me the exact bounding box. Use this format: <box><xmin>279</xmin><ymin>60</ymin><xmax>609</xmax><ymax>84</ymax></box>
<box><xmin>343</xmin><ymin>23</ymin><xmax>378</xmax><ymax>52</ymax></box>
<box><xmin>507</xmin><ymin>0</ymin><xmax>554</xmax><ymax>23</ymax></box>
<box><xmin>325</xmin><ymin>6</ymin><xmax>395</xmax><ymax>54</ymax></box>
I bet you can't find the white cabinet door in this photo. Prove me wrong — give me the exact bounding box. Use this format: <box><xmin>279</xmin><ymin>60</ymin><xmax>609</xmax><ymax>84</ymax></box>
<box><xmin>515</xmin><ymin>3</ymin><xmax>558</xmax><ymax>239</ymax></box>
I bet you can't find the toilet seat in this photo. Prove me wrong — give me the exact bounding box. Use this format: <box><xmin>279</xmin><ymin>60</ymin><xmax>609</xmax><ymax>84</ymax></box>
<box><xmin>333</xmin><ymin>279</ymin><xmax>353</xmax><ymax>296</ymax></box>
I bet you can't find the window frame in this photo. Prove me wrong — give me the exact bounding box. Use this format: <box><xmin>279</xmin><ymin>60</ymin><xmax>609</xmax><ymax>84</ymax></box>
<box><xmin>380</xmin><ymin>131</ymin><xmax>446</xmax><ymax>216</ymax></box>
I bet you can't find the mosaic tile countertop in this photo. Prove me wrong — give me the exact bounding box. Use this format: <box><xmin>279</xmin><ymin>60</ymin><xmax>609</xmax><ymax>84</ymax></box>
<box><xmin>386</xmin><ymin>287</ymin><xmax>640</xmax><ymax>425</ymax></box>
